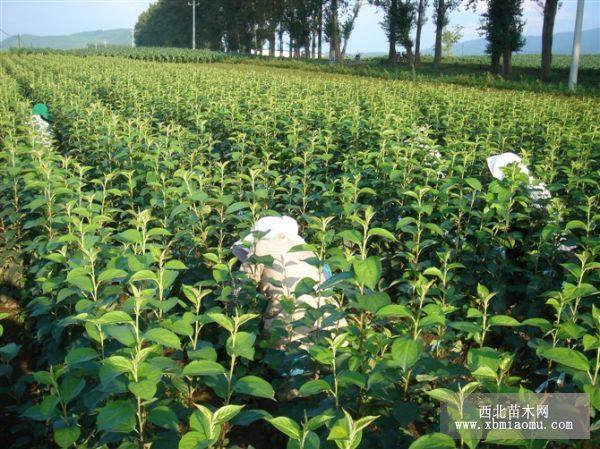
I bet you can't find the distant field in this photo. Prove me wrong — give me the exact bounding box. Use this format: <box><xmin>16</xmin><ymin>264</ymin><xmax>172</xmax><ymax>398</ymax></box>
<box><xmin>11</xmin><ymin>47</ymin><xmax>599</xmax><ymax>88</ymax></box>
<box><xmin>13</xmin><ymin>46</ymin><xmax>598</xmax><ymax>96</ymax></box>
<box><xmin>398</xmin><ymin>54</ymin><xmax>600</xmax><ymax>70</ymax></box>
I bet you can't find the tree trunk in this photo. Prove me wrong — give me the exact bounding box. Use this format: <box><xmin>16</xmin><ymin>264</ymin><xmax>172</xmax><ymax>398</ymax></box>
<box><xmin>491</xmin><ymin>50</ymin><xmax>500</xmax><ymax>73</ymax></box>
<box><xmin>415</xmin><ymin>0</ymin><xmax>426</xmax><ymax>66</ymax></box>
<box><xmin>268</xmin><ymin>22</ymin><xmax>276</xmax><ymax>57</ymax></box>
<box><xmin>502</xmin><ymin>45</ymin><xmax>512</xmax><ymax>77</ymax></box>
<box><xmin>278</xmin><ymin>26</ymin><xmax>284</xmax><ymax>56</ymax></box>
<box><xmin>330</xmin><ymin>0</ymin><xmax>341</xmax><ymax>61</ymax></box>
<box><xmin>405</xmin><ymin>42</ymin><xmax>415</xmax><ymax>70</ymax></box>
<box><xmin>311</xmin><ymin>29</ymin><xmax>316</xmax><ymax>58</ymax></box>
<box><xmin>317</xmin><ymin>0</ymin><xmax>323</xmax><ymax>59</ymax></box>
<box><xmin>289</xmin><ymin>36</ymin><xmax>293</xmax><ymax>58</ymax></box>
<box><xmin>388</xmin><ymin>0</ymin><xmax>398</xmax><ymax>63</ymax></box>
<box><xmin>388</xmin><ymin>38</ymin><xmax>397</xmax><ymax>63</ymax></box>
<box><xmin>341</xmin><ymin>37</ymin><xmax>349</xmax><ymax>59</ymax></box>
<box><xmin>433</xmin><ymin>0</ymin><xmax>445</xmax><ymax>66</ymax></box>
<box><xmin>540</xmin><ymin>0</ymin><xmax>559</xmax><ymax>82</ymax></box>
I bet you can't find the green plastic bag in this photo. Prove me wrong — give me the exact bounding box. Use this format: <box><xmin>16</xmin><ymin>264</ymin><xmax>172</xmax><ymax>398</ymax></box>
<box><xmin>32</xmin><ymin>103</ymin><xmax>51</xmax><ymax>121</ymax></box>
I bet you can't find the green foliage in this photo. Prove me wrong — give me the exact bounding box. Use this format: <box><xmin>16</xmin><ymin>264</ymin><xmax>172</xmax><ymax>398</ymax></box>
<box><xmin>0</xmin><ymin>50</ymin><xmax>598</xmax><ymax>449</ymax></box>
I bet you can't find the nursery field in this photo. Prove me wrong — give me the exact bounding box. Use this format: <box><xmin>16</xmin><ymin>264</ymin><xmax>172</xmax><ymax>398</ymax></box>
<box><xmin>0</xmin><ymin>53</ymin><xmax>599</xmax><ymax>449</ymax></box>
<box><xmin>10</xmin><ymin>48</ymin><xmax>600</xmax><ymax>95</ymax></box>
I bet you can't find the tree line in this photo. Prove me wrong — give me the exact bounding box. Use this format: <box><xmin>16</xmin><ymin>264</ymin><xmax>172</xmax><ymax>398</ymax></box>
<box><xmin>134</xmin><ymin>0</ymin><xmax>563</xmax><ymax>80</ymax></box>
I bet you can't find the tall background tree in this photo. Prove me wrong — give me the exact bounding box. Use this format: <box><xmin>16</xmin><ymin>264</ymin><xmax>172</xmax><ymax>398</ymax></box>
<box><xmin>538</xmin><ymin>0</ymin><xmax>560</xmax><ymax>82</ymax></box>
<box><xmin>135</xmin><ymin>0</ymin><xmax>343</xmax><ymax>59</ymax></box>
<box><xmin>414</xmin><ymin>0</ymin><xmax>429</xmax><ymax>66</ymax></box>
<box><xmin>433</xmin><ymin>0</ymin><xmax>460</xmax><ymax>66</ymax></box>
<box><xmin>480</xmin><ymin>0</ymin><xmax>525</xmax><ymax>76</ymax></box>
<box><xmin>370</xmin><ymin>0</ymin><xmax>416</xmax><ymax>65</ymax></box>
<box><xmin>135</xmin><ymin>0</ymin><xmax>223</xmax><ymax>50</ymax></box>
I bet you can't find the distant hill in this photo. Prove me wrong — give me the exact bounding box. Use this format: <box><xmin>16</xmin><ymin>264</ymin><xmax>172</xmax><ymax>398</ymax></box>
<box><xmin>445</xmin><ymin>27</ymin><xmax>600</xmax><ymax>56</ymax></box>
<box><xmin>0</xmin><ymin>29</ymin><xmax>133</xmax><ymax>50</ymax></box>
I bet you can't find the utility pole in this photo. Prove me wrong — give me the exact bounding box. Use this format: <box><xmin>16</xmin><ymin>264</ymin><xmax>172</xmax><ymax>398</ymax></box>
<box><xmin>17</xmin><ymin>33</ymin><xmax>21</xmax><ymax>49</ymax></box>
<box><xmin>131</xmin><ymin>28</ymin><xmax>135</xmax><ymax>47</ymax></box>
<box><xmin>568</xmin><ymin>0</ymin><xmax>585</xmax><ymax>92</ymax></box>
<box><xmin>188</xmin><ymin>1</ymin><xmax>198</xmax><ymax>50</ymax></box>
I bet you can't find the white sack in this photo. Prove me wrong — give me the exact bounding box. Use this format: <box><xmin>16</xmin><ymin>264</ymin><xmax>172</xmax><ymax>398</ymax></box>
<box><xmin>31</xmin><ymin>114</ymin><xmax>53</xmax><ymax>147</ymax></box>
<box><xmin>232</xmin><ymin>215</ymin><xmax>345</xmax><ymax>345</ymax></box>
<box><xmin>487</xmin><ymin>152</ymin><xmax>530</xmax><ymax>181</ymax></box>
<box><xmin>486</xmin><ymin>152</ymin><xmax>551</xmax><ymax>202</ymax></box>
<box><xmin>232</xmin><ymin>215</ymin><xmax>300</xmax><ymax>261</ymax></box>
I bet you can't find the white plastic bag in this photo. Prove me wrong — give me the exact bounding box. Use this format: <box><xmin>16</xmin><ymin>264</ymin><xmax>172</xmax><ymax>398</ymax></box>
<box><xmin>486</xmin><ymin>152</ymin><xmax>530</xmax><ymax>181</ymax></box>
<box><xmin>486</xmin><ymin>152</ymin><xmax>551</xmax><ymax>203</ymax></box>
<box><xmin>231</xmin><ymin>215</ymin><xmax>299</xmax><ymax>261</ymax></box>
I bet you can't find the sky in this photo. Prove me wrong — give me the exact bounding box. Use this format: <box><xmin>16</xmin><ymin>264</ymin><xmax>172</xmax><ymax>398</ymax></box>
<box><xmin>1</xmin><ymin>0</ymin><xmax>599</xmax><ymax>53</ymax></box>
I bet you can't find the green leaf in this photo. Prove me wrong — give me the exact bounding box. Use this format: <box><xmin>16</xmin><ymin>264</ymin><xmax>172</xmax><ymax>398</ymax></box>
<box><xmin>368</xmin><ymin>227</ymin><xmax>397</xmax><ymax>241</ymax></box>
<box><xmin>104</xmin><ymin>355</ymin><xmax>134</xmax><ymax>375</ymax></box>
<box><xmin>266</xmin><ymin>416</ymin><xmax>301</xmax><ymax>440</ymax></box>
<box><xmin>449</xmin><ymin>321</ymin><xmax>482</xmax><ymax>334</ymax></box>
<box><xmin>488</xmin><ymin>315</ymin><xmax>520</xmax><ymax>327</ymax></box>
<box><xmin>233</xmin><ymin>376</ymin><xmax>275</xmax><ymax>399</ymax></box>
<box><xmin>54</xmin><ymin>425</ymin><xmax>80</xmax><ymax>448</ymax></box>
<box><xmin>33</xmin><ymin>370</ymin><xmax>54</xmax><ymax>386</ymax></box>
<box><xmin>423</xmin><ymin>267</ymin><xmax>444</xmax><ymax>280</ymax></box>
<box><xmin>225</xmin><ymin>201</ymin><xmax>250</xmax><ymax>214</ymax></box>
<box><xmin>118</xmin><ymin>229</ymin><xmax>142</xmax><ymax>244</ymax></box>
<box><xmin>306</xmin><ymin>414</ymin><xmax>334</xmax><ymax>431</ymax></box>
<box><xmin>467</xmin><ymin>347</ymin><xmax>500</xmax><ymax>372</ymax></box>
<box><xmin>97</xmin><ymin>400</ymin><xmax>136</xmax><ymax>433</ymax></box>
<box><xmin>465</xmin><ymin>177</ymin><xmax>482</xmax><ymax>191</ymax></box>
<box><xmin>207</xmin><ymin>313</ymin><xmax>234</xmax><ymax>333</ymax></box>
<box><xmin>356</xmin><ymin>292</ymin><xmax>390</xmax><ymax>313</ymax></box>
<box><xmin>179</xmin><ymin>431</ymin><xmax>212</xmax><ymax>449</ymax></box>
<box><xmin>59</xmin><ymin>376</ymin><xmax>85</xmax><ymax>404</ymax></box>
<box><xmin>541</xmin><ymin>347</ymin><xmax>590</xmax><ymax>371</ymax></box>
<box><xmin>213</xmin><ymin>405</ymin><xmax>244</xmax><ymax>424</ymax></box>
<box><xmin>67</xmin><ymin>275</ymin><xmax>93</xmax><ymax>293</ymax></box>
<box><xmin>226</xmin><ymin>331</ymin><xmax>256</xmax><ymax>360</ymax></box>
<box><xmin>298</xmin><ymin>379</ymin><xmax>331</xmax><ymax>397</ymax></box>
<box><xmin>327</xmin><ymin>415</ymin><xmax>350</xmax><ymax>441</ymax></box>
<box><xmin>0</xmin><ymin>342</ymin><xmax>21</xmax><ymax>362</ymax></box>
<box><xmin>426</xmin><ymin>388</ymin><xmax>457</xmax><ymax>406</ymax></box>
<box><xmin>144</xmin><ymin>328</ymin><xmax>181</xmax><ymax>350</ymax></box>
<box><xmin>375</xmin><ymin>304</ymin><xmax>412</xmax><ymax>318</ymax></box>
<box><xmin>338</xmin><ymin>229</ymin><xmax>363</xmax><ymax>245</ymax></box>
<box><xmin>65</xmin><ymin>347</ymin><xmax>97</xmax><ymax>365</ymax></box>
<box><xmin>566</xmin><ymin>220</ymin><xmax>587</xmax><ymax>231</ymax></box>
<box><xmin>391</xmin><ymin>338</ymin><xmax>423</xmax><ymax>371</ymax></box>
<box><xmin>106</xmin><ymin>325</ymin><xmax>136</xmax><ymax>346</ymax></box>
<box><xmin>317</xmin><ymin>272</ymin><xmax>353</xmax><ymax>291</ymax></box>
<box><xmin>148</xmin><ymin>406</ymin><xmax>179</xmax><ymax>431</ymax></box>
<box><xmin>96</xmin><ymin>310</ymin><xmax>133</xmax><ymax>325</ymax></box>
<box><xmin>128</xmin><ymin>379</ymin><xmax>157</xmax><ymax>399</ymax></box>
<box><xmin>352</xmin><ymin>256</ymin><xmax>382</xmax><ymax>290</ymax></box>
<box><xmin>23</xmin><ymin>395</ymin><xmax>59</xmax><ymax>421</ymax></box>
<box><xmin>182</xmin><ymin>360</ymin><xmax>226</xmax><ymax>377</ymax></box>
<box><xmin>165</xmin><ymin>259</ymin><xmax>187</xmax><ymax>270</ymax></box>
<box><xmin>147</xmin><ymin>227</ymin><xmax>172</xmax><ymax>238</ymax></box>
<box><xmin>408</xmin><ymin>433</ymin><xmax>456</xmax><ymax>449</ymax></box>
<box><xmin>129</xmin><ymin>270</ymin><xmax>158</xmax><ymax>282</ymax></box>
<box><xmin>97</xmin><ymin>269</ymin><xmax>128</xmax><ymax>284</ymax></box>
